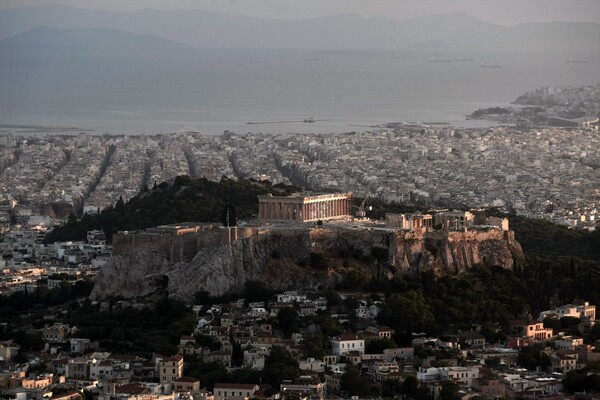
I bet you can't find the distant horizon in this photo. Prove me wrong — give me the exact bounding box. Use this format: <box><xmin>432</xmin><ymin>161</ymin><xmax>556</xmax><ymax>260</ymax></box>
<box><xmin>1</xmin><ymin>0</ymin><xmax>600</xmax><ymax>26</ymax></box>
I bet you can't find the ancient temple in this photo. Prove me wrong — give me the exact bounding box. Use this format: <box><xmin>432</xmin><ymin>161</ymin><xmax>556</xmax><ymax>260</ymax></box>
<box><xmin>258</xmin><ymin>192</ymin><xmax>352</xmax><ymax>222</ymax></box>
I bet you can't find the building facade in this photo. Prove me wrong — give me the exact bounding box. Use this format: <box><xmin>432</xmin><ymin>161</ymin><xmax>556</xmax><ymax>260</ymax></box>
<box><xmin>434</xmin><ymin>211</ymin><xmax>475</xmax><ymax>230</ymax></box>
<box><xmin>509</xmin><ymin>320</ymin><xmax>553</xmax><ymax>340</ymax></box>
<box><xmin>213</xmin><ymin>383</ymin><xmax>259</xmax><ymax>400</ymax></box>
<box><xmin>555</xmin><ymin>301</ymin><xmax>596</xmax><ymax>324</ymax></box>
<box><xmin>159</xmin><ymin>354</ymin><xmax>184</xmax><ymax>383</ymax></box>
<box><xmin>258</xmin><ymin>193</ymin><xmax>352</xmax><ymax>222</ymax></box>
<box><xmin>385</xmin><ymin>213</ymin><xmax>433</xmax><ymax>231</ymax></box>
<box><xmin>280</xmin><ymin>376</ymin><xmax>325</xmax><ymax>399</ymax></box>
<box><xmin>174</xmin><ymin>377</ymin><xmax>201</xmax><ymax>393</ymax></box>
<box><xmin>330</xmin><ymin>334</ymin><xmax>365</xmax><ymax>356</ymax></box>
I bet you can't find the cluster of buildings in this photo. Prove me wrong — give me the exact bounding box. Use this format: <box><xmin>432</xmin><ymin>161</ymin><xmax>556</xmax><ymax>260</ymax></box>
<box><xmin>257</xmin><ymin>192</ymin><xmax>509</xmax><ymax>232</ymax></box>
<box><xmin>0</xmin><ymin>344</ymin><xmax>194</xmax><ymax>400</ymax></box>
<box><xmin>184</xmin><ymin>133</ymin><xmax>236</xmax><ymax>181</ymax></box>
<box><xmin>83</xmin><ymin>135</ymin><xmax>190</xmax><ymax>215</ymax></box>
<box><xmin>2</xmin><ymin>124</ymin><xmax>600</xmax><ymax>232</ymax></box>
<box><xmin>0</xmin><ymin>228</ymin><xmax>109</xmax><ymax>296</ymax></box>
<box><xmin>0</xmin><ymin>133</ymin><xmax>193</xmax><ymax>225</ymax></box>
<box><xmin>0</xmin><ymin>137</ymin><xmax>68</xmax><ymax>218</ymax></box>
<box><xmin>513</xmin><ymin>84</ymin><xmax>600</xmax><ymax>123</ymax></box>
<box><xmin>1</xmin><ymin>286</ymin><xmax>597</xmax><ymax>400</ymax></box>
<box><xmin>271</xmin><ymin>127</ymin><xmax>600</xmax><ymax>230</ymax></box>
<box><xmin>470</xmin><ymin>85</ymin><xmax>600</xmax><ymax>129</ymax></box>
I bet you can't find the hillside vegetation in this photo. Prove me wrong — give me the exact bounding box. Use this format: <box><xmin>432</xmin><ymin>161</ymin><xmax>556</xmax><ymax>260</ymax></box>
<box><xmin>46</xmin><ymin>176</ymin><xmax>600</xmax><ymax>309</ymax></box>
<box><xmin>5</xmin><ymin>178</ymin><xmax>600</xmax><ymax>375</ymax></box>
<box><xmin>45</xmin><ymin>176</ymin><xmax>299</xmax><ymax>243</ymax></box>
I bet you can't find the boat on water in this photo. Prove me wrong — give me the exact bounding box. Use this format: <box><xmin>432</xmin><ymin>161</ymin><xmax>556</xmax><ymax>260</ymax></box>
<box><xmin>455</xmin><ymin>57</ymin><xmax>474</xmax><ymax>61</ymax></box>
<box><xmin>303</xmin><ymin>116</ymin><xmax>315</xmax><ymax>123</ymax></box>
<box><xmin>428</xmin><ymin>58</ymin><xmax>453</xmax><ymax>63</ymax></box>
<box><xmin>566</xmin><ymin>58</ymin><xmax>589</xmax><ymax>63</ymax></box>
<box><xmin>479</xmin><ymin>62</ymin><xmax>503</xmax><ymax>68</ymax></box>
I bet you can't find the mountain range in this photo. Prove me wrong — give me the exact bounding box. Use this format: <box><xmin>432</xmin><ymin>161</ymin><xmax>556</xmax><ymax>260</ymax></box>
<box><xmin>1</xmin><ymin>4</ymin><xmax>599</xmax><ymax>51</ymax></box>
<box><xmin>0</xmin><ymin>26</ymin><xmax>185</xmax><ymax>49</ymax></box>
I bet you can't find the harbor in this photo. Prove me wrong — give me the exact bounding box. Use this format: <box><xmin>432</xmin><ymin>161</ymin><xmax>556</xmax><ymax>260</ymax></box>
<box><xmin>246</xmin><ymin>117</ymin><xmax>329</xmax><ymax>125</ymax></box>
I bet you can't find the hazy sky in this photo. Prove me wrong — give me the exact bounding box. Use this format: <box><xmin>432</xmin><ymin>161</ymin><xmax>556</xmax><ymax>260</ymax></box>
<box><xmin>2</xmin><ymin>0</ymin><xmax>600</xmax><ymax>25</ymax></box>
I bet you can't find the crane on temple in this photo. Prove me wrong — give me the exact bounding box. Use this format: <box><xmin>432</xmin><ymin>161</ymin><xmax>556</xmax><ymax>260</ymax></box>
<box><xmin>355</xmin><ymin>193</ymin><xmax>370</xmax><ymax>218</ymax></box>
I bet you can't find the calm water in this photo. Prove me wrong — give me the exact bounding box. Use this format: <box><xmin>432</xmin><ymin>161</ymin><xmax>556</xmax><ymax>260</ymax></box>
<box><xmin>0</xmin><ymin>47</ymin><xmax>599</xmax><ymax>134</ymax></box>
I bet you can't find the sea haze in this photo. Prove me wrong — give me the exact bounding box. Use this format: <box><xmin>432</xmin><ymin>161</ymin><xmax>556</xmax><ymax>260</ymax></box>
<box><xmin>0</xmin><ymin>46</ymin><xmax>599</xmax><ymax>135</ymax></box>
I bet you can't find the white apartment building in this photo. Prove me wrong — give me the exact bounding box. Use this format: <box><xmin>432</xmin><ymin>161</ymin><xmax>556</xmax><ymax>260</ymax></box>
<box><xmin>331</xmin><ymin>334</ymin><xmax>365</xmax><ymax>356</ymax></box>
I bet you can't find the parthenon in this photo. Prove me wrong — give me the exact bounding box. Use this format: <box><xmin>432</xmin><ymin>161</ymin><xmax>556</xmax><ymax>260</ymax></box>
<box><xmin>258</xmin><ymin>192</ymin><xmax>353</xmax><ymax>222</ymax></box>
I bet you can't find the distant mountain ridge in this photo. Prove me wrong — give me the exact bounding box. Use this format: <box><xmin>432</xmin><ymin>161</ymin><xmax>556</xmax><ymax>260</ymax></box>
<box><xmin>0</xmin><ymin>5</ymin><xmax>599</xmax><ymax>51</ymax></box>
<box><xmin>0</xmin><ymin>26</ymin><xmax>186</xmax><ymax>49</ymax></box>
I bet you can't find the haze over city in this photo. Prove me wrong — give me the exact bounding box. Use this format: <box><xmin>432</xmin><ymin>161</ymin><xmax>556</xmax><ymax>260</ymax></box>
<box><xmin>1</xmin><ymin>2</ymin><xmax>600</xmax><ymax>400</ymax></box>
<box><xmin>1</xmin><ymin>0</ymin><xmax>600</xmax><ymax>25</ymax></box>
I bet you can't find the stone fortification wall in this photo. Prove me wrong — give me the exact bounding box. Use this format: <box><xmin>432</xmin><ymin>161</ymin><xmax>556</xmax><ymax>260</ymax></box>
<box><xmin>309</xmin><ymin>227</ymin><xmax>521</xmax><ymax>274</ymax></box>
<box><xmin>92</xmin><ymin>227</ymin><xmax>311</xmax><ymax>302</ymax></box>
<box><xmin>92</xmin><ymin>226</ymin><xmax>524</xmax><ymax>302</ymax></box>
<box><xmin>112</xmin><ymin>227</ymin><xmax>260</xmax><ymax>262</ymax></box>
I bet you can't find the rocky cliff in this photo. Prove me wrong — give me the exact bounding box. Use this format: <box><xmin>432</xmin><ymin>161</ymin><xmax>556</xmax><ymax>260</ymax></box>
<box><xmin>91</xmin><ymin>227</ymin><xmax>524</xmax><ymax>302</ymax></box>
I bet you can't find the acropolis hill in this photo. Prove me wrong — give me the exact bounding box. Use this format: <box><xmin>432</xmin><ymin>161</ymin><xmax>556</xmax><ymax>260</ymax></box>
<box><xmin>91</xmin><ymin>196</ymin><xmax>524</xmax><ymax>302</ymax></box>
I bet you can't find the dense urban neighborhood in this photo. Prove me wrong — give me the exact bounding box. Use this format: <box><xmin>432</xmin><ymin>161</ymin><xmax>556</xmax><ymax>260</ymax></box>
<box><xmin>1</xmin><ymin>120</ymin><xmax>600</xmax><ymax>233</ymax></box>
<box><xmin>0</xmin><ymin>280</ymin><xmax>598</xmax><ymax>400</ymax></box>
<box><xmin>0</xmin><ymin>200</ymin><xmax>599</xmax><ymax>400</ymax></box>
<box><xmin>1</xmin><ymin>82</ymin><xmax>600</xmax><ymax>400</ymax></box>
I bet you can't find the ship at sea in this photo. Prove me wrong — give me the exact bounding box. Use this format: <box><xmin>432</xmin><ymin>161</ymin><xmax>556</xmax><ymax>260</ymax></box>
<box><xmin>428</xmin><ymin>58</ymin><xmax>453</xmax><ymax>63</ymax></box>
<box><xmin>455</xmin><ymin>57</ymin><xmax>474</xmax><ymax>61</ymax></box>
<box><xmin>479</xmin><ymin>62</ymin><xmax>503</xmax><ymax>68</ymax></box>
<box><xmin>303</xmin><ymin>116</ymin><xmax>315</xmax><ymax>123</ymax></box>
<box><xmin>566</xmin><ymin>58</ymin><xmax>589</xmax><ymax>63</ymax></box>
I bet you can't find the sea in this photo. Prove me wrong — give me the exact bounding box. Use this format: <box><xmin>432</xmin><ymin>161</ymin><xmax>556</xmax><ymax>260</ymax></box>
<box><xmin>0</xmin><ymin>47</ymin><xmax>599</xmax><ymax>135</ymax></box>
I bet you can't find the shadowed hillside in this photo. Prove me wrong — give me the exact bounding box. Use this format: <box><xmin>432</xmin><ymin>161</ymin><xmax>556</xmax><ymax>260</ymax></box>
<box><xmin>45</xmin><ymin>176</ymin><xmax>300</xmax><ymax>243</ymax></box>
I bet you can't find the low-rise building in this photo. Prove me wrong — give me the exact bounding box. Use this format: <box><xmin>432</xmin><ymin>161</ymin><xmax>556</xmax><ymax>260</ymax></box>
<box><xmin>174</xmin><ymin>377</ymin><xmax>201</xmax><ymax>393</ymax></box>
<box><xmin>159</xmin><ymin>354</ymin><xmax>184</xmax><ymax>383</ymax></box>
<box><xmin>42</xmin><ymin>323</ymin><xmax>70</xmax><ymax>343</ymax></box>
<box><xmin>331</xmin><ymin>334</ymin><xmax>364</xmax><ymax>357</ymax></box>
<box><xmin>0</xmin><ymin>340</ymin><xmax>19</xmax><ymax>360</ymax></box>
<box><xmin>280</xmin><ymin>375</ymin><xmax>325</xmax><ymax>400</ymax></box>
<box><xmin>213</xmin><ymin>383</ymin><xmax>259</xmax><ymax>400</ymax></box>
<box><xmin>509</xmin><ymin>320</ymin><xmax>553</xmax><ymax>340</ymax></box>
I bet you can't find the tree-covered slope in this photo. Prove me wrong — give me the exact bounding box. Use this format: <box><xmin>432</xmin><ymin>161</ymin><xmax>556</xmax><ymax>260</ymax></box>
<box><xmin>509</xmin><ymin>214</ymin><xmax>600</xmax><ymax>259</ymax></box>
<box><xmin>45</xmin><ymin>176</ymin><xmax>299</xmax><ymax>243</ymax></box>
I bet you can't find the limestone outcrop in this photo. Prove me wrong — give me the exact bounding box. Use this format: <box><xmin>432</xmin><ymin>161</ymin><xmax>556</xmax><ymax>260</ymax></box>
<box><xmin>91</xmin><ymin>227</ymin><xmax>524</xmax><ymax>302</ymax></box>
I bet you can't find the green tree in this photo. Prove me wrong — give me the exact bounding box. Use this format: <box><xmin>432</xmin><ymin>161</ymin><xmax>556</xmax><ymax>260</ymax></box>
<box><xmin>382</xmin><ymin>379</ymin><xmax>403</xmax><ymax>398</ymax></box>
<box><xmin>401</xmin><ymin>375</ymin><xmax>420</xmax><ymax>398</ymax></box>
<box><xmin>340</xmin><ymin>364</ymin><xmax>371</xmax><ymax>396</ymax></box>
<box><xmin>301</xmin><ymin>333</ymin><xmax>325</xmax><ymax>360</ymax></box>
<box><xmin>115</xmin><ymin>196</ymin><xmax>124</xmax><ymax>211</ymax></box>
<box><xmin>184</xmin><ymin>360</ymin><xmax>227</xmax><ymax>390</ymax></box>
<box><xmin>277</xmin><ymin>307</ymin><xmax>299</xmax><ymax>337</ymax></box>
<box><xmin>320</xmin><ymin>318</ymin><xmax>343</xmax><ymax>337</ymax></box>
<box><xmin>440</xmin><ymin>381</ymin><xmax>460</xmax><ymax>400</ymax></box>
<box><xmin>387</xmin><ymin>291</ymin><xmax>435</xmax><ymax>336</ymax></box>
<box><xmin>309</xmin><ymin>252</ymin><xmax>328</xmax><ymax>270</ymax></box>
<box><xmin>518</xmin><ymin>345</ymin><xmax>550</xmax><ymax>371</ymax></box>
<box><xmin>563</xmin><ymin>371</ymin><xmax>600</xmax><ymax>393</ymax></box>
<box><xmin>365</xmin><ymin>337</ymin><xmax>397</xmax><ymax>354</ymax></box>
<box><xmin>221</xmin><ymin>204</ymin><xmax>237</xmax><ymax>227</ymax></box>
<box><xmin>244</xmin><ymin>280</ymin><xmax>273</xmax><ymax>304</ymax></box>
<box><xmin>261</xmin><ymin>346</ymin><xmax>301</xmax><ymax>387</ymax></box>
